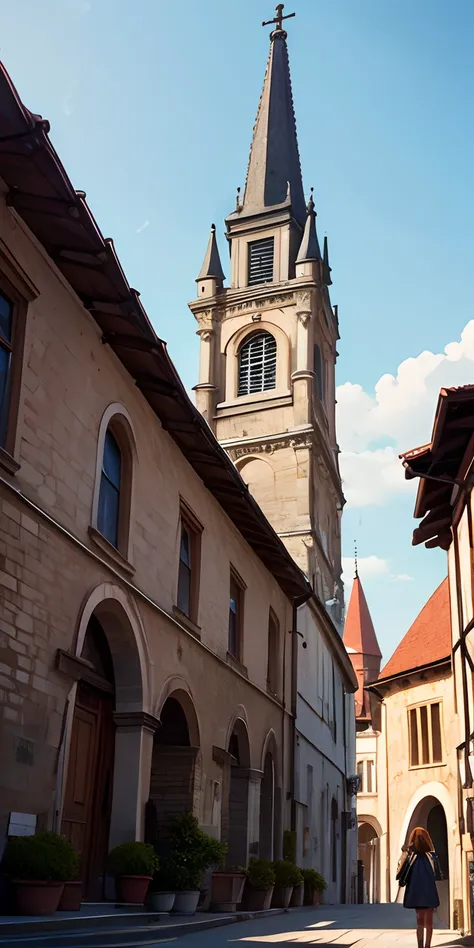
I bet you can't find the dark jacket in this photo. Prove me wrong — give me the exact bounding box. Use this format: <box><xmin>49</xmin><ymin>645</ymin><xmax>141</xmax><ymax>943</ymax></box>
<box><xmin>403</xmin><ymin>851</ymin><xmax>440</xmax><ymax>910</ymax></box>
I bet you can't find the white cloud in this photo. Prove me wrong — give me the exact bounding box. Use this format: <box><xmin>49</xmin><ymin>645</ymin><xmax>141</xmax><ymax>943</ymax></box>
<box><xmin>136</xmin><ymin>220</ymin><xmax>150</xmax><ymax>234</ymax></box>
<box><xmin>342</xmin><ymin>554</ymin><xmax>389</xmax><ymax>581</ymax></box>
<box><xmin>391</xmin><ymin>573</ymin><xmax>413</xmax><ymax>582</ymax></box>
<box><xmin>337</xmin><ymin>320</ymin><xmax>474</xmax><ymax>507</ymax></box>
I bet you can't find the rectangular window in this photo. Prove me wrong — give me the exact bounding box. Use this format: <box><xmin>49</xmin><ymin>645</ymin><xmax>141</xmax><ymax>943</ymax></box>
<box><xmin>176</xmin><ymin>503</ymin><xmax>202</xmax><ymax>623</ymax></box>
<box><xmin>366</xmin><ymin>760</ymin><xmax>374</xmax><ymax>793</ymax></box>
<box><xmin>408</xmin><ymin>702</ymin><xmax>443</xmax><ymax>767</ymax></box>
<box><xmin>356</xmin><ymin>760</ymin><xmax>363</xmax><ymax>792</ymax></box>
<box><xmin>248</xmin><ymin>237</ymin><xmax>274</xmax><ymax>286</ymax></box>
<box><xmin>313</xmin><ymin>344</ymin><xmax>325</xmax><ymax>402</ymax></box>
<box><xmin>266</xmin><ymin>611</ymin><xmax>280</xmax><ymax>696</ymax></box>
<box><xmin>228</xmin><ymin>570</ymin><xmax>244</xmax><ymax>660</ymax></box>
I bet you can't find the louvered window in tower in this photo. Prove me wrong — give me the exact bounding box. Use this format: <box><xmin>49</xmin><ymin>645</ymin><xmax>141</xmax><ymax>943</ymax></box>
<box><xmin>248</xmin><ymin>237</ymin><xmax>274</xmax><ymax>286</ymax></box>
<box><xmin>238</xmin><ymin>331</ymin><xmax>277</xmax><ymax>396</ymax></box>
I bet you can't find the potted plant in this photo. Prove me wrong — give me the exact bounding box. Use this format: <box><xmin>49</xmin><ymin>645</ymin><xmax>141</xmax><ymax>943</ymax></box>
<box><xmin>147</xmin><ymin>867</ymin><xmax>176</xmax><ymax>914</ymax></box>
<box><xmin>290</xmin><ymin>868</ymin><xmax>305</xmax><ymax>907</ymax></box>
<box><xmin>240</xmin><ymin>858</ymin><xmax>275</xmax><ymax>911</ymax></box>
<box><xmin>1</xmin><ymin>832</ymin><xmax>78</xmax><ymax>915</ymax></box>
<box><xmin>302</xmin><ymin>868</ymin><xmax>327</xmax><ymax>905</ymax></box>
<box><xmin>271</xmin><ymin>860</ymin><xmax>302</xmax><ymax>908</ymax></box>
<box><xmin>211</xmin><ymin>864</ymin><xmax>246</xmax><ymax>913</ymax></box>
<box><xmin>58</xmin><ymin>846</ymin><xmax>82</xmax><ymax>911</ymax></box>
<box><xmin>162</xmin><ymin>813</ymin><xmax>227</xmax><ymax>916</ymax></box>
<box><xmin>108</xmin><ymin>842</ymin><xmax>159</xmax><ymax>905</ymax></box>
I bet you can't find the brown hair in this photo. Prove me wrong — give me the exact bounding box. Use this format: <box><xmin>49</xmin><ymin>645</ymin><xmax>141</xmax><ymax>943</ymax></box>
<box><xmin>408</xmin><ymin>827</ymin><xmax>434</xmax><ymax>854</ymax></box>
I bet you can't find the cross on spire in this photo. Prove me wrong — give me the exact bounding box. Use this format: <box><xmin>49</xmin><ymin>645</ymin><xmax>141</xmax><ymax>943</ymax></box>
<box><xmin>354</xmin><ymin>540</ymin><xmax>359</xmax><ymax>579</ymax></box>
<box><xmin>262</xmin><ymin>3</ymin><xmax>295</xmax><ymax>32</ymax></box>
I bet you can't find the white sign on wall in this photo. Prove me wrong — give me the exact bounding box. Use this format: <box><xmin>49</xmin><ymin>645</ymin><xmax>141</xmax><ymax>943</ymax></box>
<box><xmin>7</xmin><ymin>813</ymin><xmax>37</xmax><ymax>837</ymax></box>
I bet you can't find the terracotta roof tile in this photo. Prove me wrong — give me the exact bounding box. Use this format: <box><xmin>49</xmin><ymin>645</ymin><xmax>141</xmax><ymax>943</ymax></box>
<box><xmin>379</xmin><ymin>577</ymin><xmax>450</xmax><ymax>679</ymax></box>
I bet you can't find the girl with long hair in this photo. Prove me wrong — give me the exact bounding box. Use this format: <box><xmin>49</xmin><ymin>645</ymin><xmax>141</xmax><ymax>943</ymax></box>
<box><xmin>398</xmin><ymin>827</ymin><xmax>441</xmax><ymax>948</ymax></box>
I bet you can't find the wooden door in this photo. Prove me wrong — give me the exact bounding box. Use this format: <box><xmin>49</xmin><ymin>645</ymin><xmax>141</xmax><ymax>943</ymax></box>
<box><xmin>62</xmin><ymin>682</ymin><xmax>115</xmax><ymax>899</ymax></box>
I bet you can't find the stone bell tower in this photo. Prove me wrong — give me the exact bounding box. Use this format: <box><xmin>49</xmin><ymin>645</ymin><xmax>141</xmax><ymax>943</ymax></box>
<box><xmin>189</xmin><ymin>7</ymin><xmax>344</xmax><ymax>619</ymax></box>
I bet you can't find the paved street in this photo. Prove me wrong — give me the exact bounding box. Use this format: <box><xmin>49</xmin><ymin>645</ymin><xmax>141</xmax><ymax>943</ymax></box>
<box><xmin>150</xmin><ymin>905</ymin><xmax>463</xmax><ymax>948</ymax></box>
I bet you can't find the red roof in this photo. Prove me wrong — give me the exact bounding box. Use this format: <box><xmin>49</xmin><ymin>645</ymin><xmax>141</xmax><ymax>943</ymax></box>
<box><xmin>343</xmin><ymin>576</ymin><xmax>381</xmax><ymax>658</ymax></box>
<box><xmin>379</xmin><ymin>578</ymin><xmax>451</xmax><ymax>679</ymax></box>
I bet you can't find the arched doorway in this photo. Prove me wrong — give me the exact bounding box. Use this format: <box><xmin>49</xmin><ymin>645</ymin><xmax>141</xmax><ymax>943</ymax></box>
<box><xmin>61</xmin><ymin>616</ymin><xmax>116</xmax><ymax>899</ymax></box>
<box><xmin>406</xmin><ymin>796</ymin><xmax>449</xmax><ymax>925</ymax></box>
<box><xmin>226</xmin><ymin>718</ymin><xmax>250</xmax><ymax>867</ymax></box>
<box><xmin>148</xmin><ymin>691</ymin><xmax>200</xmax><ymax>844</ymax></box>
<box><xmin>358</xmin><ymin>821</ymin><xmax>380</xmax><ymax>903</ymax></box>
<box><xmin>61</xmin><ymin>592</ymin><xmax>147</xmax><ymax>900</ymax></box>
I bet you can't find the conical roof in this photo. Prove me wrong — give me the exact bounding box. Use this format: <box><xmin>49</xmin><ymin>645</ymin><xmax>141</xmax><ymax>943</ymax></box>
<box><xmin>238</xmin><ymin>27</ymin><xmax>306</xmax><ymax>225</ymax></box>
<box><xmin>296</xmin><ymin>192</ymin><xmax>321</xmax><ymax>262</ymax></box>
<box><xmin>343</xmin><ymin>575</ymin><xmax>381</xmax><ymax>658</ymax></box>
<box><xmin>197</xmin><ymin>224</ymin><xmax>225</xmax><ymax>283</ymax></box>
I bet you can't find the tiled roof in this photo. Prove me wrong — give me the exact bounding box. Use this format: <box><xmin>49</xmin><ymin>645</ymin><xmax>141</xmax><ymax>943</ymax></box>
<box><xmin>379</xmin><ymin>578</ymin><xmax>451</xmax><ymax>680</ymax></box>
<box><xmin>343</xmin><ymin>576</ymin><xmax>381</xmax><ymax>658</ymax></box>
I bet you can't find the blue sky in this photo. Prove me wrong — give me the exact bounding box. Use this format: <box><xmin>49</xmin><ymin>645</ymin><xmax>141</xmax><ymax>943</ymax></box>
<box><xmin>1</xmin><ymin>0</ymin><xmax>473</xmax><ymax>660</ymax></box>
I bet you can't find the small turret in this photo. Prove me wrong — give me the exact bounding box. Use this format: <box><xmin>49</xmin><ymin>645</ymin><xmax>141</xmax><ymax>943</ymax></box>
<box><xmin>196</xmin><ymin>224</ymin><xmax>225</xmax><ymax>299</ymax></box>
<box><xmin>296</xmin><ymin>188</ymin><xmax>322</xmax><ymax>278</ymax></box>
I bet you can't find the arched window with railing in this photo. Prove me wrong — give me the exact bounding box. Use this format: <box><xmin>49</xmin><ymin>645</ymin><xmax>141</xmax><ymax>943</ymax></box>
<box><xmin>238</xmin><ymin>331</ymin><xmax>277</xmax><ymax>397</ymax></box>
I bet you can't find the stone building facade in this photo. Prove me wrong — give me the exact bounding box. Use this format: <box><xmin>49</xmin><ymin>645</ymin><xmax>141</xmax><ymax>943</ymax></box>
<box><xmin>345</xmin><ymin>568</ymin><xmax>461</xmax><ymax>928</ymax></box>
<box><xmin>190</xmin><ymin>19</ymin><xmax>358</xmax><ymax>902</ymax></box>
<box><xmin>0</xmin><ymin>62</ymin><xmax>313</xmax><ymax>899</ymax></box>
<box><xmin>400</xmin><ymin>384</ymin><xmax>474</xmax><ymax>933</ymax></box>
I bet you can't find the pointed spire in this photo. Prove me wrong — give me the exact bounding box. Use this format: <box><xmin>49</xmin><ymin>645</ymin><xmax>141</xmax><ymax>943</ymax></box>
<box><xmin>343</xmin><ymin>574</ymin><xmax>382</xmax><ymax>659</ymax></box>
<box><xmin>323</xmin><ymin>235</ymin><xmax>332</xmax><ymax>286</ymax></box>
<box><xmin>239</xmin><ymin>25</ymin><xmax>306</xmax><ymax>225</ymax></box>
<box><xmin>197</xmin><ymin>224</ymin><xmax>225</xmax><ymax>284</ymax></box>
<box><xmin>296</xmin><ymin>188</ymin><xmax>322</xmax><ymax>263</ymax></box>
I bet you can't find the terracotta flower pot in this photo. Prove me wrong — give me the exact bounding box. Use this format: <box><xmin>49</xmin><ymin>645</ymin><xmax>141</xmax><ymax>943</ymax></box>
<box><xmin>211</xmin><ymin>872</ymin><xmax>246</xmax><ymax>912</ymax></box>
<box><xmin>13</xmin><ymin>880</ymin><xmax>64</xmax><ymax>916</ymax></box>
<box><xmin>304</xmin><ymin>885</ymin><xmax>322</xmax><ymax>905</ymax></box>
<box><xmin>117</xmin><ymin>875</ymin><xmax>152</xmax><ymax>904</ymax></box>
<box><xmin>240</xmin><ymin>883</ymin><xmax>274</xmax><ymax>911</ymax></box>
<box><xmin>290</xmin><ymin>882</ymin><xmax>304</xmax><ymax>907</ymax></box>
<box><xmin>271</xmin><ymin>884</ymin><xmax>293</xmax><ymax>908</ymax></box>
<box><xmin>58</xmin><ymin>881</ymin><xmax>83</xmax><ymax>911</ymax></box>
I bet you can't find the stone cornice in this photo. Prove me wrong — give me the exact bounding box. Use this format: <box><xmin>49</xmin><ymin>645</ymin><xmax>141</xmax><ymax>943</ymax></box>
<box><xmin>224</xmin><ymin>428</ymin><xmax>314</xmax><ymax>461</ymax></box>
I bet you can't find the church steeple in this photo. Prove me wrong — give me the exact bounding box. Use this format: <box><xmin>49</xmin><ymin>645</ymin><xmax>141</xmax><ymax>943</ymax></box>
<box><xmin>196</xmin><ymin>224</ymin><xmax>225</xmax><ymax>298</ymax></box>
<box><xmin>343</xmin><ymin>566</ymin><xmax>382</xmax><ymax>724</ymax></box>
<box><xmin>235</xmin><ymin>14</ymin><xmax>305</xmax><ymax>226</ymax></box>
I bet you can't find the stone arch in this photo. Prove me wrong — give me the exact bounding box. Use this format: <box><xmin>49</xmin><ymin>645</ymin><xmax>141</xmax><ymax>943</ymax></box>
<box><xmin>91</xmin><ymin>402</ymin><xmax>138</xmax><ymax>560</ymax></box>
<box><xmin>74</xmin><ymin>582</ymin><xmax>152</xmax><ymax>712</ymax></box>
<box><xmin>223</xmin><ymin>321</ymin><xmax>291</xmax><ymax>401</ymax></box>
<box><xmin>154</xmin><ymin>676</ymin><xmax>200</xmax><ymax>747</ymax></box>
<box><xmin>60</xmin><ymin>585</ymin><xmax>151</xmax><ymax>899</ymax></box>
<box><xmin>400</xmin><ymin>783</ymin><xmax>455</xmax><ymax>927</ymax></box>
<box><xmin>148</xmin><ymin>682</ymin><xmax>202</xmax><ymax>842</ymax></box>
<box><xmin>224</xmin><ymin>711</ymin><xmax>251</xmax><ymax>867</ymax></box>
<box><xmin>259</xmin><ymin>729</ymin><xmax>280</xmax><ymax>861</ymax></box>
<box><xmin>225</xmin><ymin>705</ymin><xmax>250</xmax><ymax>755</ymax></box>
<box><xmin>358</xmin><ymin>814</ymin><xmax>383</xmax><ymax>838</ymax></box>
<box><xmin>236</xmin><ymin>456</ymin><xmax>278</xmax><ymax>520</ymax></box>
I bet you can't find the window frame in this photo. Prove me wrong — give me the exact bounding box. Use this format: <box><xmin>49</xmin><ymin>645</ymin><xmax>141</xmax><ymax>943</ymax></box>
<box><xmin>266</xmin><ymin>609</ymin><xmax>280</xmax><ymax>698</ymax></box>
<box><xmin>90</xmin><ymin>407</ymin><xmax>135</xmax><ymax>568</ymax></box>
<box><xmin>228</xmin><ymin>567</ymin><xmax>245</xmax><ymax>662</ymax></box>
<box><xmin>237</xmin><ymin>330</ymin><xmax>277</xmax><ymax>398</ymax></box>
<box><xmin>0</xmin><ymin>246</ymin><xmax>36</xmax><ymax>473</ymax></box>
<box><xmin>176</xmin><ymin>500</ymin><xmax>203</xmax><ymax>625</ymax></box>
<box><xmin>356</xmin><ymin>757</ymin><xmax>376</xmax><ymax>794</ymax></box>
<box><xmin>408</xmin><ymin>700</ymin><xmax>444</xmax><ymax>769</ymax></box>
<box><xmin>97</xmin><ymin>428</ymin><xmax>122</xmax><ymax>549</ymax></box>
<box><xmin>247</xmin><ymin>236</ymin><xmax>274</xmax><ymax>287</ymax></box>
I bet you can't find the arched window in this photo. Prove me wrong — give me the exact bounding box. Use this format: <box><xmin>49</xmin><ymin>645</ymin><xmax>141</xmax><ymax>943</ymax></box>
<box><xmin>98</xmin><ymin>429</ymin><xmax>122</xmax><ymax>548</ymax></box>
<box><xmin>238</xmin><ymin>331</ymin><xmax>277</xmax><ymax>396</ymax></box>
